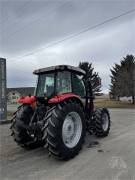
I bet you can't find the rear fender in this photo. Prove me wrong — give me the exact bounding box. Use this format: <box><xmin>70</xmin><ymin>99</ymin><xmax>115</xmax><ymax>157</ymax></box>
<box><xmin>18</xmin><ymin>96</ymin><xmax>36</xmax><ymax>104</ymax></box>
<box><xmin>48</xmin><ymin>93</ymin><xmax>84</xmax><ymax>108</ymax></box>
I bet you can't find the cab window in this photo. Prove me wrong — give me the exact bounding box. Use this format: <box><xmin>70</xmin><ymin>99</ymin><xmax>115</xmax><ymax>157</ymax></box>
<box><xmin>36</xmin><ymin>73</ymin><xmax>54</xmax><ymax>97</ymax></box>
<box><xmin>72</xmin><ymin>74</ymin><xmax>86</xmax><ymax>97</ymax></box>
<box><xmin>56</xmin><ymin>71</ymin><xmax>72</xmax><ymax>94</ymax></box>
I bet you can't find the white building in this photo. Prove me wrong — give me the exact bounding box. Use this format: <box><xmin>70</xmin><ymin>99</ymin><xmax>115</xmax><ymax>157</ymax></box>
<box><xmin>119</xmin><ymin>96</ymin><xmax>132</xmax><ymax>102</ymax></box>
<box><xmin>7</xmin><ymin>87</ymin><xmax>35</xmax><ymax>104</ymax></box>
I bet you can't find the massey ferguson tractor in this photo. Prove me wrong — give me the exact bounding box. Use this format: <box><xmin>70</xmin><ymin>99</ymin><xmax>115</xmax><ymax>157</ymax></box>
<box><xmin>10</xmin><ymin>65</ymin><xmax>110</xmax><ymax>160</ymax></box>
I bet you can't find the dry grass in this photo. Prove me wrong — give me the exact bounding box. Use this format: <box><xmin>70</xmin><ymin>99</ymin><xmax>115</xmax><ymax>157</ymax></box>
<box><xmin>94</xmin><ymin>99</ymin><xmax>135</xmax><ymax>108</ymax></box>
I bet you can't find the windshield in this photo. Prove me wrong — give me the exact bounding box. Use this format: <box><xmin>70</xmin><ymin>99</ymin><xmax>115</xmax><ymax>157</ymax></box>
<box><xmin>36</xmin><ymin>73</ymin><xmax>55</xmax><ymax>97</ymax></box>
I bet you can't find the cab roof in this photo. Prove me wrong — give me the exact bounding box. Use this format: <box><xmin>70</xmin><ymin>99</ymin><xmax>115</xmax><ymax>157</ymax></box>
<box><xmin>33</xmin><ymin>65</ymin><xmax>85</xmax><ymax>75</ymax></box>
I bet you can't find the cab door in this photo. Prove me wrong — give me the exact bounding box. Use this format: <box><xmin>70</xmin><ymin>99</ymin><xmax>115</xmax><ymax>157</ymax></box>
<box><xmin>71</xmin><ymin>73</ymin><xmax>86</xmax><ymax>106</ymax></box>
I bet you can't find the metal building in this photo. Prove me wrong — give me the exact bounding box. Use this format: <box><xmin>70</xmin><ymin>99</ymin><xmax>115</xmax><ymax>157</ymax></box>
<box><xmin>0</xmin><ymin>58</ymin><xmax>7</xmax><ymax>120</ymax></box>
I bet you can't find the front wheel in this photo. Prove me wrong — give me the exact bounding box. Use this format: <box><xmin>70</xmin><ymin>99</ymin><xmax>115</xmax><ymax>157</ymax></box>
<box><xmin>93</xmin><ymin>108</ymin><xmax>111</xmax><ymax>137</ymax></box>
<box><xmin>46</xmin><ymin>100</ymin><xmax>86</xmax><ymax>160</ymax></box>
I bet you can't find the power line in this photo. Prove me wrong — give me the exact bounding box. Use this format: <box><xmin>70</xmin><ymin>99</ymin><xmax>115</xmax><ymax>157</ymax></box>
<box><xmin>9</xmin><ymin>8</ymin><xmax>135</xmax><ymax>61</ymax></box>
<box><xmin>3</xmin><ymin>2</ymin><xmax>69</xmax><ymax>41</ymax></box>
<box><xmin>0</xmin><ymin>0</ymin><xmax>32</xmax><ymax>25</ymax></box>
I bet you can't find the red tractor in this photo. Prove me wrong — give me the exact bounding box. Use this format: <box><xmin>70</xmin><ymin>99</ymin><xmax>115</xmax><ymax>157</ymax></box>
<box><xmin>10</xmin><ymin>65</ymin><xmax>110</xmax><ymax>160</ymax></box>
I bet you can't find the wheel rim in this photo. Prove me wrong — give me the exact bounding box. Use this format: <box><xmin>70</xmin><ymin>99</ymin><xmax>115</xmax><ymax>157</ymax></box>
<box><xmin>62</xmin><ymin>112</ymin><xmax>82</xmax><ymax>148</ymax></box>
<box><xmin>102</xmin><ymin>113</ymin><xmax>109</xmax><ymax>131</ymax></box>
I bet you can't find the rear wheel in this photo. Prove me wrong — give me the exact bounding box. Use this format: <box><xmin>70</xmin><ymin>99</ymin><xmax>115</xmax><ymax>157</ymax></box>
<box><xmin>93</xmin><ymin>108</ymin><xmax>110</xmax><ymax>137</ymax></box>
<box><xmin>10</xmin><ymin>105</ymin><xmax>44</xmax><ymax>149</ymax></box>
<box><xmin>46</xmin><ymin>100</ymin><xmax>86</xmax><ymax>160</ymax></box>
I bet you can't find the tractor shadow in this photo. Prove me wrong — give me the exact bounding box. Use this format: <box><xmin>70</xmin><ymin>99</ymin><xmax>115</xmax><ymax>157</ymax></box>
<box><xmin>84</xmin><ymin>133</ymin><xmax>111</xmax><ymax>154</ymax></box>
<box><xmin>85</xmin><ymin>132</ymin><xmax>100</xmax><ymax>147</ymax></box>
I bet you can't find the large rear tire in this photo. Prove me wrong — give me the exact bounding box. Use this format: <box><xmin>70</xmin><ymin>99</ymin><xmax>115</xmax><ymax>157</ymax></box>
<box><xmin>46</xmin><ymin>100</ymin><xmax>86</xmax><ymax>160</ymax></box>
<box><xmin>10</xmin><ymin>105</ymin><xmax>44</xmax><ymax>149</ymax></box>
<box><xmin>93</xmin><ymin>108</ymin><xmax>111</xmax><ymax>137</ymax></box>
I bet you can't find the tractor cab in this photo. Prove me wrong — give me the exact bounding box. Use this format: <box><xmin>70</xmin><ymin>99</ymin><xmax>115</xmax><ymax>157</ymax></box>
<box><xmin>34</xmin><ymin>65</ymin><xmax>86</xmax><ymax>102</ymax></box>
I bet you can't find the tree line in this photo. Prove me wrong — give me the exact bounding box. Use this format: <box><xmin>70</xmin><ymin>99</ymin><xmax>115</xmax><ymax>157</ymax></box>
<box><xmin>78</xmin><ymin>54</ymin><xmax>135</xmax><ymax>104</ymax></box>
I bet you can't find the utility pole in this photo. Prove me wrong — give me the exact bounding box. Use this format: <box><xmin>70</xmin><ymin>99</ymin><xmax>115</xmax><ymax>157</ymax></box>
<box><xmin>133</xmin><ymin>64</ymin><xmax>135</xmax><ymax>104</ymax></box>
<box><xmin>0</xmin><ymin>58</ymin><xmax>7</xmax><ymax>120</ymax></box>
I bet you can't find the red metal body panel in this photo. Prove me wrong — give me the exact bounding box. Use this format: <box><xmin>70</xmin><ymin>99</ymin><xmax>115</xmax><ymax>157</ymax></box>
<box><xmin>88</xmin><ymin>101</ymin><xmax>95</xmax><ymax>112</ymax></box>
<box><xmin>18</xmin><ymin>96</ymin><xmax>36</xmax><ymax>104</ymax></box>
<box><xmin>48</xmin><ymin>93</ymin><xmax>82</xmax><ymax>104</ymax></box>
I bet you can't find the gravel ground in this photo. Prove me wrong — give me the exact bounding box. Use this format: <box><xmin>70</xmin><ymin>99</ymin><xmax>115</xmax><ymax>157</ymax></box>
<box><xmin>0</xmin><ymin>108</ymin><xmax>135</xmax><ymax>180</ymax></box>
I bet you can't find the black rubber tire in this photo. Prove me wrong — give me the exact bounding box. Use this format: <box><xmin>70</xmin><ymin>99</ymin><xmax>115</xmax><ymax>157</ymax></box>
<box><xmin>93</xmin><ymin>108</ymin><xmax>111</xmax><ymax>137</ymax></box>
<box><xmin>46</xmin><ymin>100</ymin><xmax>86</xmax><ymax>160</ymax></box>
<box><xmin>10</xmin><ymin>105</ymin><xmax>43</xmax><ymax>149</ymax></box>
<box><xmin>42</xmin><ymin>106</ymin><xmax>56</xmax><ymax>148</ymax></box>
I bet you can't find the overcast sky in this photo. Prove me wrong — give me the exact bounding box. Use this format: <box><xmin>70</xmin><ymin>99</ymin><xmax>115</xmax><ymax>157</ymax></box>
<box><xmin>0</xmin><ymin>0</ymin><xmax>135</xmax><ymax>93</ymax></box>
